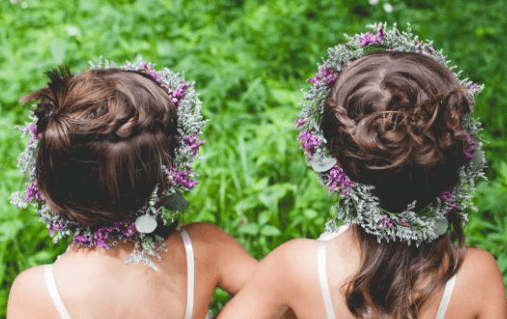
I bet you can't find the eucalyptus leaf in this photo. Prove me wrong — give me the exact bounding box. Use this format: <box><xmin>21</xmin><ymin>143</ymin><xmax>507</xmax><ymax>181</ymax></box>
<box><xmin>306</xmin><ymin>152</ymin><xmax>337</xmax><ymax>172</ymax></box>
<box><xmin>162</xmin><ymin>192</ymin><xmax>189</xmax><ymax>212</ymax></box>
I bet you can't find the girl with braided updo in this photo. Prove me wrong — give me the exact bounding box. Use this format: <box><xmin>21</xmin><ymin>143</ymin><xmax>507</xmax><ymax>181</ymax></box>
<box><xmin>7</xmin><ymin>65</ymin><xmax>258</xmax><ymax>319</ymax></box>
<box><xmin>218</xmin><ymin>26</ymin><xmax>506</xmax><ymax>319</ymax></box>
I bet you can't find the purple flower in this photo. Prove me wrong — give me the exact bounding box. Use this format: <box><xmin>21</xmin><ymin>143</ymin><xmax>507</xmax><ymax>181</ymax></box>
<box><xmin>120</xmin><ymin>223</ymin><xmax>136</xmax><ymax>238</ymax></box>
<box><xmin>49</xmin><ymin>221</ymin><xmax>64</xmax><ymax>235</ymax></box>
<box><xmin>184</xmin><ymin>135</ymin><xmax>205</xmax><ymax>155</ymax></box>
<box><xmin>179</xmin><ymin>82</ymin><xmax>189</xmax><ymax>91</ymax></box>
<box><xmin>440</xmin><ymin>191</ymin><xmax>457</xmax><ymax>214</ymax></box>
<box><xmin>140</xmin><ymin>61</ymin><xmax>147</xmax><ymax>69</ymax></box>
<box><xmin>360</xmin><ymin>32</ymin><xmax>376</xmax><ymax>46</ymax></box>
<box><xmin>24</xmin><ymin>181</ymin><xmax>44</xmax><ymax>202</ymax></box>
<box><xmin>464</xmin><ymin>134</ymin><xmax>476</xmax><ymax>160</ymax></box>
<box><xmin>447</xmin><ymin>201</ymin><xmax>457</xmax><ymax>213</ymax></box>
<box><xmin>28</xmin><ymin>124</ymin><xmax>42</xmax><ymax>142</ymax></box>
<box><xmin>171</xmin><ymin>168</ymin><xmax>198</xmax><ymax>189</ymax></box>
<box><xmin>308</xmin><ymin>76</ymin><xmax>319</xmax><ymax>85</ymax></box>
<box><xmin>295</xmin><ymin>118</ymin><xmax>306</xmax><ymax>128</ymax></box>
<box><xmin>170</xmin><ymin>83</ymin><xmax>189</xmax><ymax>106</ymax></box>
<box><xmin>93</xmin><ymin>231</ymin><xmax>110</xmax><ymax>249</ymax></box>
<box><xmin>325</xmin><ymin>73</ymin><xmax>338</xmax><ymax>85</ymax></box>
<box><xmin>376</xmin><ymin>27</ymin><xmax>385</xmax><ymax>42</ymax></box>
<box><xmin>72</xmin><ymin>234</ymin><xmax>92</xmax><ymax>248</ymax></box>
<box><xmin>147</xmin><ymin>70</ymin><xmax>161</xmax><ymax>82</ymax></box>
<box><xmin>440</xmin><ymin>190</ymin><xmax>452</xmax><ymax>202</ymax></box>
<box><xmin>298</xmin><ymin>131</ymin><xmax>321</xmax><ymax>155</ymax></box>
<box><xmin>360</xmin><ymin>27</ymin><xmax>386</xmax><ymax>47</ymax></box>
<box><xmin>464</xmin><ymin>149</ymin><xmax>473</xmax><ymax>160</ymax></box>
<box><xmin>308</xmin><ymin>67</ymin><xmax>337</xmax><ymax>86</ymax></box>
<box><xmin>172</xmin><ymin>88</ymin><xmax>184</xmax><ymax>99</ymax></box>
<box><xmin>327</xmin><ymin>165</ymin><xmax>353</xmax><ymax>193</ymax></box>
<box><xmin>382</xmin><ymin>216</ymin><xmax>393</xmax><ymax>228</ymax></box>
<box><xmin>469</xmin><ymin>83</ymin><xmax>481</xmax><ymax>94</ymax></box>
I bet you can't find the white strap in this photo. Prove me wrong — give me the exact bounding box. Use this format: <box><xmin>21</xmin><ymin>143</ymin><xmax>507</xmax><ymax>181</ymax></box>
<box><xmin>318</xmin><ymin>241</ymin><xmax>336</xmax><ymax>319</ymax></box>
<box><xmin>44</xmin><ymin>264</ymin><xmax>72</xmax><ymax>319</ymax></box>
<box><xmin>434</xmin><ymin>275</ymin><xmax>456</xmax><ymax>319</ymax></box>
<box><xmin>180</xmin><ymin>229</ymin><xmax>195</xmax><ymax>319</ymax></box>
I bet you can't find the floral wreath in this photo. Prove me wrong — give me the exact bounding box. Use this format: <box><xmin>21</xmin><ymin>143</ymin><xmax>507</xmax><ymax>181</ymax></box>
<box><xmin>296</xmin><ymin>23</ymin><xmax>487</xmax><ymax>246</ymax></box>
<box><xmin>11</xmin><ymin>57</ymin><xmax>206</xmax><ymax>270</ymax></box>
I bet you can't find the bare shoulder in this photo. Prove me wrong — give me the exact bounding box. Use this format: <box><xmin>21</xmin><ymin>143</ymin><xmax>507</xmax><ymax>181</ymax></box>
<box><xmin>458</xmin><ymin>247</ymin><xmax>506</xmax><ymax>317</ymax></box>
<box><xmin>268</xmin><ymin>238</ymin><xmax>319</xmax><ymax>269</ymax></box>
<box><xmin>180</xmin><ymin>222</ymin><xmax>238</xmax><ymax>254</ymax></box>
<box><xmin>7</xmin><ymin>265</ymin><xmax>52</xmax><ymax>318</ymax></box>
<box><xmin>259</xmin><ymin>238</ymin><xmax>320</xmax><ymax>288</ymax></box>
<box><xmin>181</xmin><ymin>222</ymin><xmax>231</xmax><ymax>242</ymax></box>
<box><xmin>461</xmin><ymin>247</ymin><xmax>504</xmax><ymax>285</ymax></box>
<box><xmin>180</xmin><ymin>223</ymin><xmax>258</xmax><ymax>295</ymax></box>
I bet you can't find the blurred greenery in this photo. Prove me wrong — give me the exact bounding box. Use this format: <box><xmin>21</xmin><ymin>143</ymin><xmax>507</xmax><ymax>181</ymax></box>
<box><xmin>1</xmin><ymin>0</ymin><xmax>506</xmax><ymax>316</ymax></box>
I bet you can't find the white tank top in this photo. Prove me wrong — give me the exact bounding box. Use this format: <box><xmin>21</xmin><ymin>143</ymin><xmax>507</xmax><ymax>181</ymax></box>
<box><xmin>317</xmin><ymin>224</ymin><xmax>456</xmax><ymax>319</ymax></box>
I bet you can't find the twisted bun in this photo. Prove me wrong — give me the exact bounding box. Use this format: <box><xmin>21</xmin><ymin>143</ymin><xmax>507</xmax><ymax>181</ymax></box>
<box><xmin>322</xmin><ymin>52</ymin><xmax>472</xmax><ymax>211</ymax></box>
<box><xmin>22</xmin><ymin>68</ymin><xmax>178</xmax><ymax>226</ymax></box>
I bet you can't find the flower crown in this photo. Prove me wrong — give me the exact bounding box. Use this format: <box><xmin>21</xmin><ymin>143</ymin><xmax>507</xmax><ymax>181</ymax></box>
<box><xmin>296</xmin><ymin>23</ymin><xmax>487</xmax><ymax>246</ymax></box>
<box><xmin>11</xmin><ymin>58</ymin><xmax>205</xmax><ymax>269</ymax></box>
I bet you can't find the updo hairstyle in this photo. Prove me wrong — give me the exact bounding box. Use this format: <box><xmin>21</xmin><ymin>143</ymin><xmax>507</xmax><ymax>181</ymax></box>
<box><xmin>322</xmin><ymin>51</ymin><xmax>472</xmax><ymax>212</ymax></box>
<box><xmin>22</xmin><ymin>68</ymin><xmax>179</xmax><ymax>227</ymax></box>
<box><xmin>321</xmin><ymin>51</ymin><xmax>473</xmax><ymax>318</ymax></box>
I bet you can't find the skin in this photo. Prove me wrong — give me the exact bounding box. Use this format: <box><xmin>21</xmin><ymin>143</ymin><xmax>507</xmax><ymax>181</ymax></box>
<box><xmin>217</xmin><ymin>226</ymin><xmax>507</xmax><ymax>319</ymax></box>
<box><xmin>7</xmin><ymin>223</ymin><xmax>258</xmax><ymax>319</ymax></box>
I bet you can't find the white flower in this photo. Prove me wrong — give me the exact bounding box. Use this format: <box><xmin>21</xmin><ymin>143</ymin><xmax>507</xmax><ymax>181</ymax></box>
<box><xmin>369</xmin><ymin>0</ymin><xmax>379</xmax><ymax>5</ymax></box>
<box><xmin>383</xmin><ymin>3</ymin><xmax>394</xmax><ymax>12</ymax></box>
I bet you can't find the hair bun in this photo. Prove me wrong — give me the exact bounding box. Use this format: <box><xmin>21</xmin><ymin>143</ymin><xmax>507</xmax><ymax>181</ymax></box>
<box><xmin>323</xmin><ymin>52</ymin><xmax>472</xmax><ymax>211</ymax></box>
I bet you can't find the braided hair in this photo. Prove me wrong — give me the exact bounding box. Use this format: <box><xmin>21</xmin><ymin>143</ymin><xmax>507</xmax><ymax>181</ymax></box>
<box><xmin>22</xmin><ymin>68</ymin><xmax>179</xmax><ymax>227</ymax></box>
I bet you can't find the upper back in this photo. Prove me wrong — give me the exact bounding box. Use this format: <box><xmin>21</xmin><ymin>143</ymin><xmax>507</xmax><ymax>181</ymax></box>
<box><xmin>285</xmin><ymin>228</ymin><xmax>506</xmax><ymax>319</ymax></box>
<box><xmin>7</xmin><ymin>224</ymin><xmax>221</xmax><ymax>319</ymax></box>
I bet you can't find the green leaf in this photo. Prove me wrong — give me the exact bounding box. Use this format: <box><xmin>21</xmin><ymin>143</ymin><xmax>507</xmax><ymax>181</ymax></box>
<box><xmin>260</xmin><ymin>225</ymin><xmax>281</xmax><ymax>236</ymax></box>
<box><xmin>27</xmin><ymin>251</ymin><xmax>53</xmax><ymax>267</ymax></box>
<box><xmin>0</xmin><ymin>219</ymin><xmax>23</xmax><ymax>242</ymax></box>
<box><xmin>304</xmin><ymin>209</ymin><xmax>318</xmax><ymax>219</ymax></box>
<box><xmin>239</xmin><ymin>223</ymin><xmax>259</xmax><ymax>235</ymax></box>
<box><xmin>497</xmin><ymin>254</ymin><xmax>507</xmax><ymax>273</ymax></box>
<box><xmin>258</xmin><ymin>211</ymin><xmax>270</xmax><ymax>225</ymax></box>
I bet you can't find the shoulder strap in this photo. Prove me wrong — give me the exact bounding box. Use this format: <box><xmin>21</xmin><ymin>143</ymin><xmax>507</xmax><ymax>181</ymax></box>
<box><xmin>180</xmin><ymin>229</ymin><xmax>195</xmax><ymax>319</ymax></box>
<box><xmin>44</xmin><ymin>264</ymin><xmax>72</xmax><ymax>319</ymax></box>
<box><xmin>318</xmin><ymin>241</ymin><xmax>337</xmax><ymax>319</ymax></box>
<box><xmin>434</xmin><ymin>275</ymin><xmax>456</xmax><ymax>319</ymax></box>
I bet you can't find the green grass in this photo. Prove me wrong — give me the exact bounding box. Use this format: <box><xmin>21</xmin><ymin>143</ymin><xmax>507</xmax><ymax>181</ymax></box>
<box><xmin>1</xmin><ymin>0</ymin><xmax>506</xmax><ymax>316</ymax></box>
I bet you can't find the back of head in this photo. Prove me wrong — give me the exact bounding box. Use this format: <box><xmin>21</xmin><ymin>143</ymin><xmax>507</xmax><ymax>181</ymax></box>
<box><xmin>315</xmin><ymin>50</ymin><xmax>476</xmax><ymax>318</ymax></box>
<box><xmin>322</xmin><ymin>51</ymin><xmax>471</xmax><ymax>212</ymax></box>
<box><xmin>23</xmin><ymin>68</ymin><xmax>179</xmax><ymax>227</ymax></box>
<box><xmin>297</xmin><ymin>23</ymin><xmax>486</xmax><ymax>318</ymax></box>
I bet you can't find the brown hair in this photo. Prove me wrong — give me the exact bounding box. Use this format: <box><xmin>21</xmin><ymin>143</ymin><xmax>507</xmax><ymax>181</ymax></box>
<box><xmin>321</xmin><ymin>52</ymin><xmax>470</xmax><ymax>318</ymax></box>
<box><xmin>22</xmin><ymin>68</ymin><xmax>179</xmax><ymax>228</ymax></box>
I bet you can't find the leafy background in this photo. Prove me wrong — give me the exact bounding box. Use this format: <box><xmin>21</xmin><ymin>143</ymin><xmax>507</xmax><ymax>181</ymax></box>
<box><xmin>0</xmin><ymin>0</ymin><xmax>506</xmax><ymax>316</ymax></box>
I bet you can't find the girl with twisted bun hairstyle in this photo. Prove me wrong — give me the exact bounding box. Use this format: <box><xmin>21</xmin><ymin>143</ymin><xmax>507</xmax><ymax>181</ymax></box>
<box><xmin>218</xmin><ymin>25</ymin><xmax>506</xmax><ymax>319</ymax></box>
<box><xmin>7</xmin><ymin>63</ymin><xmax>258</xmax><ymax>319</ymax></box>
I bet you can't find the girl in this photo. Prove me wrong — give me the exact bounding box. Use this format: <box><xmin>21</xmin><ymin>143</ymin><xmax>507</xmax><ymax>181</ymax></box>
<box><xmin>218</xmin><ymin>23</ymin><xmax>506</xmax><ymax>319</ymax></box>
<box><xmin>7</xmin><ymin>60</ymin><xmax>257</xmax><ymax>319</ymax></box>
